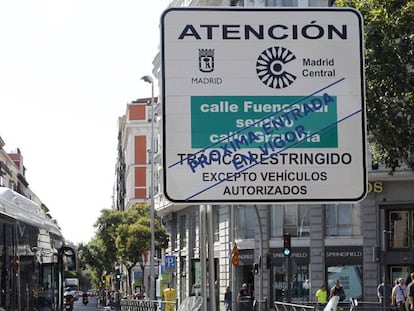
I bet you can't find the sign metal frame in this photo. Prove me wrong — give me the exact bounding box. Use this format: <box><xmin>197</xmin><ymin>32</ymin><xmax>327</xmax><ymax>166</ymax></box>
<box><xmin>161</xmin><ymin>7</ymin><xmax>367</xmax><ymax>204</ymax></box>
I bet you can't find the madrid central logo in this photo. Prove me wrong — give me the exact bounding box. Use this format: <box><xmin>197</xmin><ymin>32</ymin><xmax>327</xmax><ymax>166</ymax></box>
<box><xmin>256</xmin><ymin>46</ymin><xmax>297</xmax><ymax>89</ymax></box>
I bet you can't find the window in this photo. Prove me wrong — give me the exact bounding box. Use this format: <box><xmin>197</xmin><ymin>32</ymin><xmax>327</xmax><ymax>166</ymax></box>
<box><xmin>213</xmin><ymin>206</ymin><xmax>219</xmax><ymax>242</ymax></box>
<box><xmin>390</xmin><ymin>266</ymin><xmax>411</xmax><ymax>285</ymax></box>
<box><xmin>171</xmin><ymin>215</ymin><xmax>177</xmax><ymax>250</ymax></box>
<box><xmin>385</xmin><ymin>210</ymin><xmax>414</xmax><ymax>250</ymax></box>
<box><xmin>271</xmin><ymin>264</ymin><xmax>309</xmax><ymax>302</ymax></box>
<box><xmin>327</xmin><ymin>265</ymin><xmax>362</xmax><ymax>300</ymax></box>
<box><xmin>298</xmin><ymin>205</ymin><xmax>310</xmax><ymax>236</ymax></box>
<box><xmin>179</xmin><ymin>215</ymin><xmax>186</xmax><ymax>249</ymax></box>
<box><xmin>270</xmin><ymin>205</ymin><xmax>310</xmax><ymax>237</ymax></box>
<box><xmin>325</xmin><ymin>204</ymin><xmax>361</xmax><ymax>236</ymax></box>
<box><xmin>235</xmin><ymin>205</ymin><xmax>255</xmax><ymax>239</ymax></box>
<box><xmin>270</xmin><ymin>206</ymin><xmax>283</xmax><ymax>237</ymax></box>
<box><xmin>265</xmin><ymin>0</ymin><xmax>298</xmax><ymax>6</ymax></box>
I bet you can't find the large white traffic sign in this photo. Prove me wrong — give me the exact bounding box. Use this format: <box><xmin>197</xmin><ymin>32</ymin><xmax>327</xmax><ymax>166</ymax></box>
<box><xmin>161</xmin><ymin>7</ymin><xmax>366</xmax><ymax>203</ymax></box>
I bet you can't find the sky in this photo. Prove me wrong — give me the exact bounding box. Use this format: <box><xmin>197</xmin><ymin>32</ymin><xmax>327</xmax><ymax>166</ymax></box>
<box><xmin>0</xmin><ymin>0</ymin><xmax>171</xmax><ymax>244</ymax></box>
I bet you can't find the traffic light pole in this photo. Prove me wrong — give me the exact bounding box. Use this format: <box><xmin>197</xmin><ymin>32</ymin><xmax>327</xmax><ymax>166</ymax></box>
<box><xmin>253</xmin><ymin>205</ymin><xmax>263</xmax><ymax>311</ymax></box>
<box><xmin>285</xmin><ymin>256</ymin><xmax>291</xmax><ymax>303</ymax></box>
<box><xmin>283</xmin><ymin>233</ymin><xmax>292</xmax><ymax>303</ymax></box>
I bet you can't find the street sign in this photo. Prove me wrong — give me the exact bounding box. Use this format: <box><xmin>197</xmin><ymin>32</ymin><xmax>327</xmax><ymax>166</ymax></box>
<box><xmin>165</xmin><ymin>255</ymin><xmax>177</xmax><ymax>273</ymax></box>
<box><xmin>232</xmin><ymin>243</ymin><xmax>239</xmax><ymax>266</ymax></box>
<box><xmin>161</xmin><ymin>7</ymin><xmax>366</xmax><ymax>203</ymax></box>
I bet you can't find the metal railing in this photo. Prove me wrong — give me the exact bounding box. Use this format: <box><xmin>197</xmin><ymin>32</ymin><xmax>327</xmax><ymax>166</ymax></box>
<box><xmin>345</xmin><ymin>300</ymin><xmax>400</xmax><ymax>311</ymax></box>
<box><xmin>253</xmin><ymin>299</ymin><xmax>268</xmax><ymax>311</ymax></box>
<box><xmin>274</xmin><ymin>300</ymin><xmax>398</xmax><ymax>311</ymax></box>
<box><xmin>274</xmin><ymin>301</ymin><xmax>315</xmax><ymax>311</ymax></box>
<box><xmin>120</xmin><ymin>299</ymin><xmax>159</xmax><ymax>311</ymax></box>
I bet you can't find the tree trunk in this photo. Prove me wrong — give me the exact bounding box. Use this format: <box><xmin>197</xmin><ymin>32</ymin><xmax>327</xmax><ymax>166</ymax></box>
<box><xmin>140</xmin><ymin>263</ymin><xmax>146</xmax><ymax>295</ymax></box>
<box><xmin>127</xmin><ymin>265</ymin><xmax>133</xmax><ymax>296</ymax></box>
<box><xmin>126</xmin><ymin>262</ymin><xmax>137</xmax><ymax>296</ymax></box>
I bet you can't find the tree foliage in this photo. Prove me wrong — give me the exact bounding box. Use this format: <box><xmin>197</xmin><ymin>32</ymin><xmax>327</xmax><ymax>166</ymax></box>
<box><xmin>337</xmin><ymin>0</ymin><xmax>414</xmax><ymax>169</ymax></box>
<box><xmin>94</xmin><ymin>208</ymin><xmax>124</xmax><ymax>267</ymax></box>
<box><xmin>78</xmin><ymin>238</ymin><xmax>113</xmax><ymax>288</ymax></box>
<box><xmin>115</xmin><ymin>204</ymin><xmax>169</xmax><ymax>294</ymax></box>
<box><xmin>81</xmin><ymin>204</ymin><xmax>169</xmax><ymax>293</ymax></box>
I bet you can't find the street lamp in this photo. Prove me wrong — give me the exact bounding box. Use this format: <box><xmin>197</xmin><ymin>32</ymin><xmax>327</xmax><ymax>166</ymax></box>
<box><xmin>141</xmin><ymin>75</ymin><xmax>155</xmax><ymax>301</ymax></box>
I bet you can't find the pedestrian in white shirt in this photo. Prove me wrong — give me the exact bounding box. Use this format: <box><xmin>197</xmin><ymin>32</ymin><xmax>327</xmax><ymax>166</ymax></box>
<box><xmin>392</xmin><ymin>278</ymin><xmax>407</xmax><ymax>311</ymax></box>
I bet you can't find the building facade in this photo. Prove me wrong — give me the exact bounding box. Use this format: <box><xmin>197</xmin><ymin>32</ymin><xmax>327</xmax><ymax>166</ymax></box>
<box><xmin>0</xmin><ymin>136</ymin><xmax>44</xmax><ymax>207</ymax></box>
<box><xmin>115</xmin><ymin>96</ymin><xmax>163</xmax><ymax>295</ymax></box>
<box><xmin>115</xmin><ymin>96</ymin><xmax>161</xmax><ymax>211</ymax></box>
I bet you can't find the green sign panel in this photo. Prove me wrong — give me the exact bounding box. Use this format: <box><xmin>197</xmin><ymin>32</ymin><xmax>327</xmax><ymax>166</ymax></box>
<box><xmin>191</xmin><ymin>95</ymin><xmax>338</xmax><ymax>149</ymax></box>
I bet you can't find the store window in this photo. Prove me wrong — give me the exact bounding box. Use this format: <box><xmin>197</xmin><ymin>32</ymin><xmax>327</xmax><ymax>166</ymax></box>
<box><xmin>325</xmin><ymin>204</ymin><xmax>361</xmax><ymax>236</ymax></box>
<box><xmin>327</xmin><ymin>265</ymin><xmax>363</xmax><ymax>300</ymax></box>
<box><xmin>270</xmin><ymin>205</ymin><xmax>310</xmax><ymax>237</ymax></box>
<box><xmin>190</xmin><ymin>258</ymin><xmax>219</xmax><ymax>310</ymax></box>
<box><xmin>271</xmin><ymin>264</ymin><xmax>309</xmax><ymax>302</ymax></box>
<box><xmin>236</xmin><ymin>205</ymin><xmax>255</xmax><ymax>239</ymax></box>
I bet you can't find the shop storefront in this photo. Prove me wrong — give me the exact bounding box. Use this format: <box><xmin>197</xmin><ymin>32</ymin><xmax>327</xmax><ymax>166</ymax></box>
<box><xmin>234</xmin><ymin>249</ymin><xmax>255</xmax><ymax>297</ymax></box>
<box><xmin>325</xmin><ymin>246</ymin><xmax>363</xmax><ymax>301</ymax></box>
<box><xmin>268</xmin><ymin>247</ymin><xmax>310</xmax><ymax>303</ymax></box>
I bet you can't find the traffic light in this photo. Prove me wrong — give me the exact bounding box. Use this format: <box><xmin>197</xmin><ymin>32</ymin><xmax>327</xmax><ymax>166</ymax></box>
<box><xmin>252</xmin><ymin>263</ymin><xmax>259</xmax><ymax>274</ymax></box>
<box><xmin>283</xmin><ymin>233</ymin><xmax>291</xmax><ymax>256</ymax></box>
<box><xmin>115</xmin><ymin>270</ymin><xmax>121</xmax><ymax>282</ymax></box>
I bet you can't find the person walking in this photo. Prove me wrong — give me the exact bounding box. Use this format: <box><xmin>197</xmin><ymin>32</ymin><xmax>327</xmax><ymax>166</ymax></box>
<box><xmin>377</xmin><ymin>277</ymin><xmax>392</xmax><ymax>305</ymax></box>
<box><xmin>237</xmin><ymin>283</ymin><xmax>250</xmax><ymax>301</ymax></box>
<box><xmin>237</xmin><ymin>283</ymin><xmax>251</xmax><ymax>311</ymax></box>
<box><xmin>406</xmin><ymin>273</ymin><xmax>414</xmax><ymax>311</ymax></box>
<box><xmin>315</xmin><ymin>284</ymin><xmax>328</xmax><ymax>311</ymax></box>
<box><xmin>224</xmin><ymin>286</ymin><xmax>232</xmax><ymax>311</ymax></box>
<box><xmin>329</xmin><ymin>279</ymin><xmax>345</xmax><ymax>311</ymax></box>
<box><xmin>377</xmin><ymin>278</ymin><xmax>385</xmax><ymax>303</ymax></box>
<box><xmin>391</xmin><ymin>277</ymin><xmax>406</xmax><ymax>311</ymax></box>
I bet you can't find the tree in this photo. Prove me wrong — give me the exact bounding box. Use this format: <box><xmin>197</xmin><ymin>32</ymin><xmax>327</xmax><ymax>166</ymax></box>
<box><xmin>78</xmin><ymin>239</ymin><xmax>111</xmax><ymax>289</ymax></box>
<box><xmin>94</xmin><ymin>208</ymin><xmax>124</xmax><ymax>268</ymax></box>
<box><xmin>336</xmin><ymin>0</ymin><xmax>414</xmax><ymax>170</ymax></box>
<box><xmin>86</xmin><ymin>204</ymin><xmax>169</xmax><ymax>295</ymax></box>
<box><xmin>115</xmin><ymin>204</ymin><xmax>169</xmax><ymax>295</ymax></box>
<box><xmin>76</xmin><ymin>208</ymin><xmax>125</xmax><ymax>289</ymax></box>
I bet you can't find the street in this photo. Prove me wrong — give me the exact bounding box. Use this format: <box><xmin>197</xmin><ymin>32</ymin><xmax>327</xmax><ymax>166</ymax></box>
<box><xmin>71</xmin><ymin>296</ymin><xmax>101</xmax><ymax>310</ymax></box>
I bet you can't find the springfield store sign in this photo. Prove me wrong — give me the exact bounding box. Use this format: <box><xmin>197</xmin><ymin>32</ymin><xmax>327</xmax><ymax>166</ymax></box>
<box><xmin>161</xmin><ymin>7</ymin><xmax>367</xmax><ymax>203</ymax></box>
